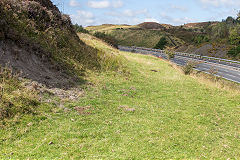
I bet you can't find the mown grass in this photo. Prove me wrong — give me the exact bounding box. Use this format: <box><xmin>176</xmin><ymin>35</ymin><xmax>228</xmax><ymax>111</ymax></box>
<box><xmin>1</xmin><ymin>49</ymin><xmax>239</xmax><ymax>159</ymax></box>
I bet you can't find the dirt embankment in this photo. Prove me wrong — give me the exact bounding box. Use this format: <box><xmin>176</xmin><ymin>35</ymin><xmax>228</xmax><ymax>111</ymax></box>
<box><xmin>0</xmin><ymin>40</ymin><xmax>79</xmax><ymax>88</ymax></box>
<box><xmin>0</xmin><ymin>0</ymin><xmax>97</xmax><ymax>89</ymax></box>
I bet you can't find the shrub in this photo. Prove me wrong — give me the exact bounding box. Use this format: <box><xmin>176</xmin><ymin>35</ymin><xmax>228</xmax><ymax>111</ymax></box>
<box><xmin>0</xmin><ymin>66</ymin><xmax>40</xmax><ymax>120</ymax></box>
<box><xmin>154</xmin><ymin>37</ymin><xmax>167</xmax><ymax>50</ymax></box>
<box><xmin>74</xmin><ymin>24</ymin><xmax>89</xmax><ymax>34</ymax></box>
<box><xmin>229</xmin><ymin>24</ymin><xmax>240</xmax><ymax>45</ymax></box>
<box><xmin>211</xmin><ymin>22</ymin><xmax>229</xmax><ymax>40</ymax></box>
<box><xmin>208</xmin><ymin>66</ymin><xmax>218</xmax><ymax>75</ymax></box>
<box><xmin>93</xmin><ymin>32</ymin><xmax>118</xmax><ymax>48</ymax></box>
<box><xmin>182</xmin><ymin>61</ymin><xmax>198</xmax><ymax>75</ymax></box>
<box><xmin>227</xmin><ymin>45</ymin><xmax>240</xmax><ymax>58</ymax></box>
<box><xmin>164</xmin><ymin>47</ymin><xmax>175</xmax><ymax>59</ymax></box>
<box><xmin>193</xmin><ymin>35</ymin><xmax>209</xmax><ymax>44</ymax></box>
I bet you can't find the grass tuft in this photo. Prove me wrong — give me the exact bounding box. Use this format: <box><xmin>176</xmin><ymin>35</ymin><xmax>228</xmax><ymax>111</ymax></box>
<box><xmin>0</xmin><ymin>66</ymin><xmax>40</xmax><ymax>123</ymax></box>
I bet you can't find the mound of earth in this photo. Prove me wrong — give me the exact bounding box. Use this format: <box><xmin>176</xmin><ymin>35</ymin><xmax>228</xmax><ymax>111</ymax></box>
<box><xmin>0</xmin><ymin>0</ymin><xmax>99</xmax><ymax>88</ymax></box>
<box><xmin>0</xmin><ymin>40</ymin><xmax>79</xmax><ymax>89</ymax></box>
<box><xmin>138</xmin><ymin>22</ymin><xmax>165</xmax><ymax>30</ymax></box>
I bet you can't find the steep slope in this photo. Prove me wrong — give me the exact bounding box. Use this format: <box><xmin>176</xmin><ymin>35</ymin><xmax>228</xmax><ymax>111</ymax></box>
<box><xmin>0</xmin><ymin>0</ymin><xmax>107</xmax><ymax>88</ymax></box>
<box><xmin>0</xmin><ymin>0</ymin><xmax>125</xmax><ymax>122</ymax></box>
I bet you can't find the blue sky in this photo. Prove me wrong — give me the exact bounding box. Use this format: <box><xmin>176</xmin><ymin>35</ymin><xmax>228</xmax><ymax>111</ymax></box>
<box><xmin>51</xmin><ymin>0</ymin><xmax>240</xmax><ymax>26</ymax></box>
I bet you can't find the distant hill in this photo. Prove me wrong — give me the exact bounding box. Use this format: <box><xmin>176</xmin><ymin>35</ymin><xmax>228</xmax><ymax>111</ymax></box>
<box><xmin>86</xmin><ymin>24</ymin><xmax>139</xmax><ymax>32</ymax></box>
<box><xmin>138</xmin><ymin>22</ymin><xmax>165</xmax><ymax>30</ymax></box>
<box><xmin>86</xmin><ymin>19</ymin><xmax>240</xmax><ymax>60</ymax></box>
<box><xmin>183</xmin><ymin>22</ymin><xmax>218</xmax><ymax>28</ymax></box>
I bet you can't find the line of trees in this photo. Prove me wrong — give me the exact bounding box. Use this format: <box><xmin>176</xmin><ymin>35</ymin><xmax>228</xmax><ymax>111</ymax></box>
<box><xmin>73</xmin><ymin>24</ymin><xmax>89</xmax><ymax>33</ymax></box>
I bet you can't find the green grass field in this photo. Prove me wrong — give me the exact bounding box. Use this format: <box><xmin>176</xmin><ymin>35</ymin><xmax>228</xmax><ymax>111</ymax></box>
<box><xmin>1</xmin><ymin>47</ymin><xmax>240</xmax><ymax>159</ymax></box>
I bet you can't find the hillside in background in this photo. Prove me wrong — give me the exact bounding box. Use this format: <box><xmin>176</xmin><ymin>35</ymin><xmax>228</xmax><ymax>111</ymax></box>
<box><xmin>86</xmin><ymin>24</ymin><xmax>185</xmax><ymax>48</ymax></box>
<box><xmin>86</xmin><ymin>19</ymin><xmax>240</xmax><ymax>60</ymax></box>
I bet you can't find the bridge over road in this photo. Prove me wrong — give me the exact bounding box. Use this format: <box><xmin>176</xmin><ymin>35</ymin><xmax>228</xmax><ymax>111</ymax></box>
<box><xmin>119</xmin><ymin>46</ymin><xmax>240</xmax><ymax>84</ymax></box>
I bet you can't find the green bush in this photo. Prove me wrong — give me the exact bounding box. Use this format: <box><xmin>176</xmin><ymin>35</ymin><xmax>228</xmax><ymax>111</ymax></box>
<box><xmin>211</xmin><ymin>22</ymin><xmax>229</xmax><ymax>40</ymax></box>
<box><xmin>0</xmin><ymin>67</ymin><xmax>40</xmax><ymax>120</ymax></box>
<box><xmin>227</xmin><ymin>46</ymin><xmax>240</xmax><ymax>58</ymax></box>
<box><xmin>154</xmin><ymin>37</ymin><xmax>167</xmax><ymax>50</ymax></box>
<box><xmin>74</xmin><ymin>24</ymin><xmax>89</xmax><ymax>33</ymax></box>
<box><xmin>229</xmin><ymin>25</ymin><xmax>240</xmax><ymax>45</ymax></box>
<box><xmin>193</xmin><ymin>35</ymin><xmax>209</xmax><ymax>44</ymax></box>
<box><xmin>182</xmin><ymin>61</ymin><xmax>198</xmax><ymax>75</ymax></box>
<box><xmin>164</xmin><ymin>47</ymin><xmax>175</xmax><ymax>59</ymax></box>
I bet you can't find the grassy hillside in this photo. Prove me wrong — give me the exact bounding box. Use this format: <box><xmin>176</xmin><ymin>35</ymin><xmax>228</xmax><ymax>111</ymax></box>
<box><xmin>0</xmin><ymin>0</ymin><xmax>124</xmax><ymax>75</ymax></box>
<box><xmin>1</xmin><ymin>36</ymin><xmax>239</xmax><ymax>158</ymax></box>
<box><xmin>110</xmin><ymin>29</ymin><xmax>185</xmax><ymax>48</ymax></box>
<box><xmin>86</xmin><ymin>19</ymin><xmax>240</xmax><ymax>60</ymax></box>
<box><xmin>86</xmin><ymin>24</ymin><xmax>139</xmax><ymax>32</ymax></box>
<box><xmin>0</xmin><ymin>0</ymin><xmax>125</xmax><ymax>123</ymax></box>
<box><xmin>86</xmin><ymin>24</ymin><xmax>185</xmax><ymax>48</ymax></box>
<box><xmin>1</xmin><ymin>1</ymin><xmax>240</xmax><ymax>159</ymax></box>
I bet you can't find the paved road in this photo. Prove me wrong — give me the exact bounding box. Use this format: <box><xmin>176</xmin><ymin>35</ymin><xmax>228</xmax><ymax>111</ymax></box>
<box><xmin>119</xmin><ymin>46</ymin><xmax>240</xmax><ymax>84</ymax></box>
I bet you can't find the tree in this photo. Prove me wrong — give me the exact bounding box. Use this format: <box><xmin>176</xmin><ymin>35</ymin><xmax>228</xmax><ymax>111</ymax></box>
<box><xmin>229</xmin><ymin>24</ymin><xmax>240</xmax><ymax>45</ymax></box>
<box><xmin>227</xmin><ymin>45</ymin><xmax>240</xmax><ymax>58</ymax></box>
<box><xmin>237</xmin><ymin>11</ymin><xmax>240</xmax><ymax>22</ymax></box>
<box><xmin>225</xmin><ymin>16</ymin><xmax>236</xmax><ymax>25</ymax></box>
<box><xmin>212</xmin><ymin>22</ymin><xmax>229</xmax><ymax>39</ymax></box>
<box><xmin>73</xmin><ymin>24</ymin><xmax>89</xmax><ymax>33</ymax></box>
<box><xmin>154</xmin><ymin>37</ymin><xmax>167</xmax><ymax>50</ymax></box>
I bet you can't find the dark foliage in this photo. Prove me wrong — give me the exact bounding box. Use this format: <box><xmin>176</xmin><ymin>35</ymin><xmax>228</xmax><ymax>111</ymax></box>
<box><xmin>154</xmin><ymin>37</ymin><xmax>167</xmax><ymax>50</ymax></box>
<box><xmin>227</xmin><ymin>46</ymin><xmax>240</xmax><ymax>58</ymax></box>
<box><xmin>74</xmin><ymin>24</ymin><xmax>89</xmax><ymax>33</ymax></box>
<box><xmin>193</xmin><ymin>35</ymin><xmax>209</xmax><ymax>44</ymax></box>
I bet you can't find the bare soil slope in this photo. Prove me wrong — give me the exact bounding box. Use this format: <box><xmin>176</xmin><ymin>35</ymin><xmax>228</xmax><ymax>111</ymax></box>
<box><xmin>0</xmin><ymin>0</ymin><xmax>101</xmax><ymax>88</ymax></box>
<box><xmin>0</xmin><ymin>40</ymin><xmax>78</xmax><ymax>88</ymax></box>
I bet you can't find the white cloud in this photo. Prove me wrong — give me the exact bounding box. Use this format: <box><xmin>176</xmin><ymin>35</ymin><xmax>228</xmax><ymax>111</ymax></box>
<box><xmin>88</xmin><ymin>0</ymin><xmax>110</xmax><ymax>8</ymax></box>
<box><xmin>160</xmin><ymin>13</ymin><xmax>195</xmax><ymax>25</ymax></box>
<box><xmin>170</xmin><ymin>5</ymin><xmax>188</xmax><ymax>12</ymax></box>
<box><xmin>198</xmin><ymin>0</ymin><xmax>240</xmax><ymax>7</ymax></box>
<box><xmin>144</xmin><ymin>18</ymin><xmax>159</xmax><ymax>23</ymax></box>
<box><xmin>87</xmin><ymin>0</ymin><xmax>123</xmax><ymax>9</ymax></box>
<box><xmin>71</xmin><ymin>10</ymin><xmax>95</xmax><ymax>26</ymax></box>
<box><xmin>112</xmin><ymin>0</ymin><xmax>123</xmax><ymax>8</ymax></box>
<box><xmin>106</xmin><ymin>9</ymin><xmax>148</xmax><ymax>17</ymax></box>
<box><xmin>102</xmin><ymin>9</ymin><xmax>150</xmax><ymax>25</ymax></box>
<box><xmin>122</xmin><ymin>9</ymin><xmax>147</xmax><ymax>17</ymax></box>
<box><xmin>69</xmin><ymin>0</ymin><xmax>80</xmax><ymax>7</ymax></box>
